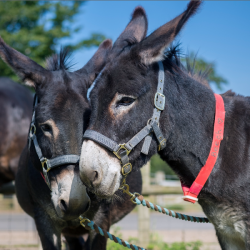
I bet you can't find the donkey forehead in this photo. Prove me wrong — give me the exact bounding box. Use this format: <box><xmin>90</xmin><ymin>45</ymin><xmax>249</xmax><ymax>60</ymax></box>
<box><xmin>93</xmin><ymin>60</ymin><xmax>149</xmax><ymax>99</ymax></box>
<box><xmin>37</xmin><ymin>85</ymin><xmax>89</xmax><ymax>123</ymax></box>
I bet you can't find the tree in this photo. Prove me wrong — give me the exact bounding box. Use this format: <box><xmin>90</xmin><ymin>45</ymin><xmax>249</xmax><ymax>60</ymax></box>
<box><xmin>0</xmin><ymin>1</ymin><xmax>105</xmax><ymax>80</ymax></box>
<box><xmin>184</xmin><ymin>52</ymin><xmax>228</xmax><ymax>90</ymax></box>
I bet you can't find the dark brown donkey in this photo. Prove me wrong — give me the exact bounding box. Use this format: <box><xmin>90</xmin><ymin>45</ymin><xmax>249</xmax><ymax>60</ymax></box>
<box><xmin>0</xmin><ymin>77</ymin><xmax>32</xmax><ymax>188</ymax></box>
<box><xmin>80</xmin><ymin>2</ymin><xmax>249</xmax><ymax>249</ymax></box>
<box><xmin>0</xmin><ymin>37</ymin><xmax>141</xmax><ymax>250</ymax></box>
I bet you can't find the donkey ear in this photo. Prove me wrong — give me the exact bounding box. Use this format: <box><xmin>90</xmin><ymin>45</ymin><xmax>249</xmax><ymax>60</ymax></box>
<box><xmin>0</xmin><ymin>36</ymin><xmax>49</xmax><ymax>88</ymax></box>
<box><xmin>77</xmin><ymin>39</ymin><xmax>112</xmax><ymax>88</ymax></box>
<box><xmin>111</xmin><ymin>6</ymin><xmax>148</xmax><ymax>55</ymax></box>
<box><xmin>137</xmin><ymin>1</ymin><xmax>202</xmax><ymax>65</ymax></box>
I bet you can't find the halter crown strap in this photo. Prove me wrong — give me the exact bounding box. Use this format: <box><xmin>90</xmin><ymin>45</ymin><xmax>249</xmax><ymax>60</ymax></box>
<box><xmin>29</xmin><ymin>95</ymin><xmax>80</xmax><ymax>189</ymax></box>
<box><xmin>82</xmin><ymin>61</ymin><xmax>167</xmax><ymax>179</ymax></box>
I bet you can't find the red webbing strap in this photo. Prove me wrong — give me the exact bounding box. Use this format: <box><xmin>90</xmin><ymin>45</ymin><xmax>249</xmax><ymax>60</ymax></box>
<box><xmin>182</xmin><ymin>94</ymin><xmax>225</xmax><ymax>203</ymax></box>
<box><xmin>40</xmin><ymin>172</ymin><xmax>46</xmax><ymax>182</ymax></box>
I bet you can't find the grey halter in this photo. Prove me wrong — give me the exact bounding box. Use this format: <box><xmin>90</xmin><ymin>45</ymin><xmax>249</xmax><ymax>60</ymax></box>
<box><xmin>83</xmin><ymin>61</ymin><xmax>166</xmax><ymax>180</ymax></box>
<box><xmin>29</xmin><ymin>95</ymin><xmax>80</xmax><ymax>189</ymax></box>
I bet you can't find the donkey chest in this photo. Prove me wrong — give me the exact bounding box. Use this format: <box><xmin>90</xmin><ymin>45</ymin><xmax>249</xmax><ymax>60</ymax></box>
<box><xmin>200</xmin><ymin>200</ymin><xmax>247</xmax><ymax>241</ymax></box>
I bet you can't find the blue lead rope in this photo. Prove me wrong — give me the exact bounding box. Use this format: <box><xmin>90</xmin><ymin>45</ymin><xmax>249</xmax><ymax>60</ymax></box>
<box><xmin>134</xmin><ymin>196</ymin><xmax>209</xmax><ymax>223</ymax></box>
<box><xmin>79</xmin><ymin>216</ymin><xmax>146</xmax><ymax>250</ymax></box>
<box><xmin>79</xmin><ymin>192</ymin><xmax>210</xmax><ymax>250</ymax></box>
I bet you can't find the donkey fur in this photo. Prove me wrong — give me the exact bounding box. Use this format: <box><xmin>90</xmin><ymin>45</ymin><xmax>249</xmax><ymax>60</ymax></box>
<box><xmin>80</xmin><ymin>1</ymin><xmax>250</xmax><ymax>249</ymax></box>
<box><xmin>0</xmin><ymin>36</ymin><xmax>142</xmax><ymax>250</ymax></box>
<box><xmin>0</xmin><ymin>77</ymin><xmax>32</xmax><ymax>187</ymax></box>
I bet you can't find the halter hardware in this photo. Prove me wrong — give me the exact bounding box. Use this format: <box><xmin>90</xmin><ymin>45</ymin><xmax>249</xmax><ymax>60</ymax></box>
<box><xmin>121</xmin><ymin>163</ymin><xmax>132</xmax><ymax>175</ymax></box>
<box><xmin>119</xmin><ymin>183</ymin><xmax>140</xmax><ymax>204</ymax></box>
<box><xmin>29</xmin><ymin>124</ymin><xmax>36</xmax><ymax>136</ymax></box>
<box><xmin>158</xmin><ymin>138</ymin><xmax>166</xmax><ymax>151</ymax></box>
<box><xmin>79</xmin><ymin>216</ymin><xmax>91</xmax><ymax>228</ymax></box>
<box><xmin>113</xmin><ymin>144</ymin><xmax>131</xmax><ymax>159</ymax></box>
<box><xmin>41</xmin><ymin>158</ymin><xmax>50</xmax><ymax>172</ymax></box>
<box><xmin>154</xmin><ymin>92</ymin><xmax>165</xmax><ymax>111</ymax></box>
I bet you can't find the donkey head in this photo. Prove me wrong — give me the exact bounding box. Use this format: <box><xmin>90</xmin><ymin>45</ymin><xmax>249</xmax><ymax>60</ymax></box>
<box><xmin>79</xmin><ymin>1</ymin><xmax>202</xmax><ymax>198</ymax></box>
<box><xmin>0</xmin><ymin>37</ymin><xmax>112</xmax><ymax>219</ymax></box>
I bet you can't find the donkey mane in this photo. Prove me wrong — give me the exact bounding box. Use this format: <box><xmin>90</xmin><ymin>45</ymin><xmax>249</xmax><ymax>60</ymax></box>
<box><xmin>164</xmin><ymin>44</ymin><xmax>237</xmax><ymax>97</ymax></box>
<box><xmin>164</xmin><ymin>44</ymin><xmax>211</xmax><ymax>88</ymax></box>
<box><xmin>45</xmin><ymin>47</ymin><xmax>75</xmax><ymax>72</ymax></box>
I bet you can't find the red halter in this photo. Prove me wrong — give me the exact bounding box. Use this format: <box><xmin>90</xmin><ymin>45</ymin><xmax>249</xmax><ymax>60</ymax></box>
<box><xmin>182</xmin><ymin>93</ymin><xmax>225</xmax><ymax>203</ymax></box>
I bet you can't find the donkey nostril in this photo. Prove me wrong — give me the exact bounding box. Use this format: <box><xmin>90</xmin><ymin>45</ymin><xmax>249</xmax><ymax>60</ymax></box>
<box><xmin>91</xmin><ymin>170</ymin><xmax>102</xmax><ymax>186</ymax></box>
<box><xmin>60</xmin><ymin>199</ymin><xmax>68</xmax><ymax>212</ymax></box>
<box><xmin>93</xmin><ymin>171</ymin><xmax>98</xmax><ymax>181</ymax></box>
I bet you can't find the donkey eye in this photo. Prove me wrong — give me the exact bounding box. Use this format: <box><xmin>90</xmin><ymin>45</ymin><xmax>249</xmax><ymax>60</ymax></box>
<box><xmin>40</xmin><ymin>124</ymin><xmax>52</xmax><ymax>133</ymax></box>
<box><xmin>116</xmin><ymin>97</ymin><xmax>135</xmax><ymax>107</ymax></box>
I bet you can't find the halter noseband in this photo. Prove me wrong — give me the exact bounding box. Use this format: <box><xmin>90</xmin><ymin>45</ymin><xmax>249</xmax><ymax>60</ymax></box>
<box><xmin>28</xmin><ymin>95</ymin><xmax>80</xmax><ymax>189</ymax></box>
<box><xmin>83</xmin><ymin>61</ymin><xmax>166</xmax><ymax>184</ymax></box>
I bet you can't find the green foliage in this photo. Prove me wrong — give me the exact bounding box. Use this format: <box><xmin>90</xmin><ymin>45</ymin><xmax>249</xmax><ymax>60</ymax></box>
<box><xmin>107</xmin><ymin>229</ymin><xmax>202</xmax><ymax>250</ymax></box>
<box><xmin>184</xmin><ymin>52</ymin><xmax>228</xmax><ymax>90</ymax></box>
<box><xmin>147</xmin><ymin>239</ymin><xmax>202</xmax><ymax>250</ymax></box>
<box><xmin>0</xmin><ymin>1</ymin><xmax>105</xmax><ymax>80</ymax></box>
<box><xmin>151</xmin><ymin>154</ymin><xmax>176</xmax><ymax>176</ymax></box>
<box><xmin>167</xmin><ymin>204</ymin><xmax>184</xmax><ymax>211</ymax></box>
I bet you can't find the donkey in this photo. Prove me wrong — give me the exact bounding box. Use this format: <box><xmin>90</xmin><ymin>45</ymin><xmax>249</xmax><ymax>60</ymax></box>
<box><xmin>0</xmin><ymin>77</ymin><xmax>32</xmax><ymax>188</ymax></box>
<box><xmin>79</xmin><ymin>1</ymin><xmax>250</xmax><ymax>249</ymax></box>
<box><xmin>0</xmin><ymin>37</ymin><xmax>142</xmax><ymax>250</ymax></box>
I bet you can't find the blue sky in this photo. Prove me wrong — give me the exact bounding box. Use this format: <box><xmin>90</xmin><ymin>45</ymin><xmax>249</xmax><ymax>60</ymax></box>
<box><xmin>67</xmin><ymin>1</ymin><xmax>250</xmax><ymax>96</ymax></box>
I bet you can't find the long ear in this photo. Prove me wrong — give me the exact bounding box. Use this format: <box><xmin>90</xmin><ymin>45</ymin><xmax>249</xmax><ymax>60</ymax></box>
<box><xmin>0</xmin><ymin>36</ymin><xmax>49</xmax><ymax>88</ymax></box>
<box><xmin>111</xmin><ymin>6</ymin><xmax>148</xmax><ymax>56</ymax></box>
<box><xmin>76</xmin><ymin>39</ymin><xmax>112</xmax><ymax>88</ymax></box>
<box><xmin>138</xmin><ymin>1</ymin><xmax>202</xmax><ymax>65</ymax></box>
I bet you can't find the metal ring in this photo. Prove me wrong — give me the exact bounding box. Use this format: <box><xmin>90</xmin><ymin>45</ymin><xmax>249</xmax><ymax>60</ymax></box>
<box><xmin>29</xmin><ymin>124</ymin><xmax>36</xmax><ymax>137</ymax></box>
<box><xmin>41</xmin><ymin>158</ymin><xmax>50</xmax><ymax>172</ymax></box>
<box><xmin>147</xmin><ymin>118</ymin><xmax>152</xmax><ymax>126</ymax></box>
<box><xmin>130</xmin><ymin>192</ymin><xmax>141</xmax><ymax>204</ymax></box>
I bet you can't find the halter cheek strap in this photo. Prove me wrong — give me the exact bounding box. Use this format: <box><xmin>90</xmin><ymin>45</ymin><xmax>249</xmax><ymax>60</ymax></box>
<box><xmin>29</xmin><ymin>95</ymin><xmax>80</xmax><ymax>189</ymax></box>
<box><xmin>83</xmin><ymin>61</ymin><xmax>167</xmax><ymax>181</ymax></box>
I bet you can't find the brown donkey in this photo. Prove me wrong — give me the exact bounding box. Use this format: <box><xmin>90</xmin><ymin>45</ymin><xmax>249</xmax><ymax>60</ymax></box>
<box><xmin>0</xmin><ymin>37</ymin><xmax>142</xmax><ymax>250</ymax></box>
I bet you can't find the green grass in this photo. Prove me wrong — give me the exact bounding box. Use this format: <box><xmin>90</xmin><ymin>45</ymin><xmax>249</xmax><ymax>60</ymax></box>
<box><xmin>107</xmin><ymin>228</ymin><xmax>202</xmax><ymax>250</ymax></box>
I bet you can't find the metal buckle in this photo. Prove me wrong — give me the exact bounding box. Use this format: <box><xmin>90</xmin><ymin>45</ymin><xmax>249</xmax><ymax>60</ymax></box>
<box><xmin>79</xmin><ymin>216</ymin><xmax>91</xmax><ymax>228</ymax></box>
<box><xmin>154</xmin><ymin>92</ymin><xmax>165</xmax><ymax>111</ymax></box>
<box><xmin>122</xmin><ymin>163</ymin><xmax>132</xmax><ymax>175</ymax></box>
<box><xmin>158</xmin><ymin>138</ymin><xmax>166</xmax><ymax>151</ymax></box>
<box><xmin>113</xmin><ymin>144</ymin><xmax>131</xmax><ymax>159</ymax></box>
<box><xmin>41</xmin><ymin>158</ymin><xmax>50</xmax><ymax>172</ymax></box>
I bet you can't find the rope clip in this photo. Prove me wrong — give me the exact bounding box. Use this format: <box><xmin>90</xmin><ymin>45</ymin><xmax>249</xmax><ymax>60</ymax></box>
<box><xmin>79</xmin><ymin>216</ymin><xmax>90</xmax><ymax>228</ymax></box>
<box><xmin>119</xmin><ymin>183</ymin><xmax>140</xmax><ymax>204</ymax></box>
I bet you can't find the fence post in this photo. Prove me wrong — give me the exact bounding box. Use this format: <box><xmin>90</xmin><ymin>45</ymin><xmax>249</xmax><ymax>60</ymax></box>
<box><xmin>138</xmin><ymin>161</ymin><xmax>150</xmax><ymax>248</ymax></box>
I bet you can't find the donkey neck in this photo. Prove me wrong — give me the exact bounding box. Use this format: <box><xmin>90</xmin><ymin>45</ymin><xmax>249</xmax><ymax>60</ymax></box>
<box><xmin>159</xmin><ymin>69</ymin><xmax>216</xmax><ymax>187</ymax></box>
